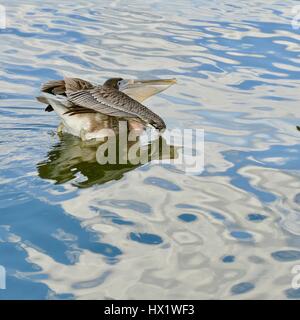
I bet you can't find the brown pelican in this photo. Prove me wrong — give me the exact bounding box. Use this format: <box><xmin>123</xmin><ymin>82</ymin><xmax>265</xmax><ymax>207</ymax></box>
<box><xmin>37</xmin><ymin>77</ymin><xmax>176</xmax><ymax>140</ymax></box>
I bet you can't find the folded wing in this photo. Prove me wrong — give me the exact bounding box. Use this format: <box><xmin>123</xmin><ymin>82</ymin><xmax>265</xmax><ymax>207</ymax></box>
<box><xmin>41</xmin><ymin>78</ymin><xmax>94</xmax><ymax>95</ymax></box>
<box><xmin>66</xmin><ymin>85</ymin><xmax>163</xmax><ymax>124</ymax></box>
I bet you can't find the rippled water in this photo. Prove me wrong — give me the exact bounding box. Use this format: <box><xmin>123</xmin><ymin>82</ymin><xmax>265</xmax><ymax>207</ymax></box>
<box><xmin>1</xmin><ymin>0</ymin><xmax>300</xmax><ymax>299</ymax></box>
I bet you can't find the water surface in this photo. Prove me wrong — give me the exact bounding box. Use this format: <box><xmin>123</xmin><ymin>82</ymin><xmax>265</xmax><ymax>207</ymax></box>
<box><xmin>0</xmin><ymin>0</ymin><xmax>300</xmax><ymax>299</ymax></box>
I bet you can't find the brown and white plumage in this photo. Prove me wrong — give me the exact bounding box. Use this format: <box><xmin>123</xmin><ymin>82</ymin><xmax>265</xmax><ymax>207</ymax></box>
<box><xmin>37</xmin><ymin>77</ymin><xmax>176</xmax><ymax>140</ymax></box>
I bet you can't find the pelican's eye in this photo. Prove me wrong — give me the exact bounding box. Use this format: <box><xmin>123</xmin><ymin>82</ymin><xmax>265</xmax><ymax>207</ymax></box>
<box><xmin>117</xmin><ymin>80</ymin><xmax>122</xmax><ymax>88</ymax></box>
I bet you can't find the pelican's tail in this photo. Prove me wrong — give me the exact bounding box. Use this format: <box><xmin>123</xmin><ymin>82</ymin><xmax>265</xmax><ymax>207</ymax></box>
<box><xmin>36</xmin><ymin>93</ymin><xmax>70</xmax><ymax>117</ymax></box>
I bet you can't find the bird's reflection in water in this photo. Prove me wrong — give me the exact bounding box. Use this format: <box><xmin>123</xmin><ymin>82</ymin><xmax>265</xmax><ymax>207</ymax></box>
<box><xmin>37</xmin><ymin>133</ymin><xmax>178</xmax><ymax>188</ymax></box>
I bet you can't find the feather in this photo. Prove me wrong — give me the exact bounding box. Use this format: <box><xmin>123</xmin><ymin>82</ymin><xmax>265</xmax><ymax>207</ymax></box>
<box><xmin>64</xmin><ymin>77</ymin><xmax>94</xmax><ymax>92</ymax></box>
<box><xmin>45</xmin><ymin>105</ymin><xmax>54</xmax><ymax>112</ymax></box>
<box><xmin>66</xmin><ymin>85</ymin><xmax>165</xmax><ymax>129</ymax></box>
<box><xmin>41</xmin><ymin>80</ymin><xmax>66</xmax><ymax>95</ymax></box>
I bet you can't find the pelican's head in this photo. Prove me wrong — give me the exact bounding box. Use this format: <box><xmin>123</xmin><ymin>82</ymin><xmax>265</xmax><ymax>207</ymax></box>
<box><xmin>103</xmin><ymin>77</ymin><xmax>176</xmax><ymax>103</ymax></box>
<box><xmin>103</xmin><ymin>77</ymin><xmax>175</xmax><ymax>132</ymax></box>
<box><xmin>103</xmin><ymin>77</ymin><xmax>124</xmax><ymax>89</ymax></box>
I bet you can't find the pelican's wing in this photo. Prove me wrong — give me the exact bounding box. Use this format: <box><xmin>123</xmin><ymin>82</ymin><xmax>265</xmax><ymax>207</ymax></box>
<box><xmin>64</xmin><ymin>77</ymin><xmax>94</xmax><ymax>92</ymax></box>
<box><xmin>41</xmin><ymin>78</ymin><xmax>94</xmax><ymax>95</ymax></box>
<box><xmin>39</xmin><ymin>78</ymin><xmax>96</xmax><ymax>115</ymax></box>
<box><xmin>66</xmin><ymin>86</ymin><xmax>155</xmax><ymax>120</ymax></box>
<box><xmin>41</xmin><ymin>80</ymin><xmax>66</xmax><ymax>95</ymax></box>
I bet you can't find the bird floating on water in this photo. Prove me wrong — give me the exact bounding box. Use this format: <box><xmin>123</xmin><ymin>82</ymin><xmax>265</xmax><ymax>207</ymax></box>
<box><xmin>37</xmin><ymin>77</ymin><xmax>176</xmax><ymax>140</ymax></box>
